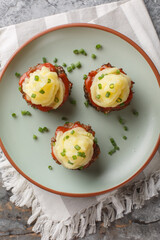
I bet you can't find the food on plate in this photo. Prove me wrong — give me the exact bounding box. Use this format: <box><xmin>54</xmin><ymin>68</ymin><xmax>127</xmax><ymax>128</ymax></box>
<box><xmin>84</xmin><ymin>63</ymin><xmax>134</xmax><ymax>113</ymax></box>
<box><xmin>51</xmin><ymin>121</ymin><xmax>100</xmax><ymax>170</ymax></box>
<box><xmin>19</xmin><ymin>63</ymin><xmax>72</xmax><ymax>111</ymax></box>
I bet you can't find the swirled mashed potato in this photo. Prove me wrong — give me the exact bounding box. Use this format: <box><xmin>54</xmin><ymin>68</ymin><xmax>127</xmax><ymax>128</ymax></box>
<box><xmin>53</xmin><ymin>127</ymin><xmax>94</xmax><ymax>169</ymax></box>
<box><xmin>22</xmin><ymin>66</ymin><xmax>65</xmax><ymax>109</ymax></box>
<box><xmin>90</xmin><ymin>68</ymin><xmax>131</xmax><ymax>108</ymax></box>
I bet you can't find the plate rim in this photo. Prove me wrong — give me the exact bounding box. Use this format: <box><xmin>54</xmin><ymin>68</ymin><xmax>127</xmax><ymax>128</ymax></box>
<box><xmin>0</xmin><ymin>23</ymin><xmax>160</xmax><ymax>197</ymax></box>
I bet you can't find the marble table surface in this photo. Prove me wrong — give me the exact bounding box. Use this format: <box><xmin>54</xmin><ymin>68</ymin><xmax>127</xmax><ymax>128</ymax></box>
<box><xmin>0</xmin><ymin>0</ymin><xmax>160</xmax><ymax>239</ymax></box>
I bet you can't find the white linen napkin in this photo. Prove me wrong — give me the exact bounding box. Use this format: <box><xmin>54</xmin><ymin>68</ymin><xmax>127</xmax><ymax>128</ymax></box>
<box><xmin>0</xmin><ymin>0</ymin><xmax>160</xmax><ymax>239</ymax></box>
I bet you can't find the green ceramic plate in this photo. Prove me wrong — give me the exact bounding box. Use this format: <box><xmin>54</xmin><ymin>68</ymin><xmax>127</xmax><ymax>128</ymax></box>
<box><xmin>0</xmin><ymin>24</ymin><xmax>160</xmax><ymax>197</ymax></box>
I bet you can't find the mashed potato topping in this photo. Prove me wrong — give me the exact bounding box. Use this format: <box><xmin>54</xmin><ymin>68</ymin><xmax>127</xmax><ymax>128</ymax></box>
<box><xmin>22</xmin><ymin>66</ymin><xmax>65</xmax><ymax>109</ymax></box>
<box><xmin>53</xmin><ymin>127</ymin><xmax>94</xmax><ymax>169</ymax></box>
<box><xmin>90</xmin><ymin>68</ymin><xmax>131</xmax><ymax>108</ymax></box>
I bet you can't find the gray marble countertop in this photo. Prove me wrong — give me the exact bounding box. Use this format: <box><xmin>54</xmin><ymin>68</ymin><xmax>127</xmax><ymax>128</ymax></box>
<box><xmin>0</xmin><ymin>0</ymin><xmax>160</xmax><ymax>240</ymax></box>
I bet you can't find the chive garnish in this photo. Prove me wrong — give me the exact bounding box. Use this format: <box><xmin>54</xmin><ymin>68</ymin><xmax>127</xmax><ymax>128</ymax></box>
<box><xmin>72</xmin><ymin>155</ymin><xmax>77</xmax><ymax>160</ymax></box>
<box><xmin>77</xmin><ymin>152</ymin><xmax>86</xmax><ymax>158</ymax></box>
<box><xmin>96</xmin><ymin>44</ymin><xmax>102</xmax><ymax>49</ymax></box>
<box><xmin>123</xmin><ymin>136</ymin><xmax>127</xmax><ymax>140</ymax></box>
<box><xmin>71</xmin><ymin>63</ymin><xmax>75</xmax><ymax>70</ymax></box>
<box><xmin>108</xmin><ymin>148</ymin><xmax>116</xmax><ymax>155</ymax></box>
<box><xmin>109</xmin><ymin>83</ymin><xmax>114</xmax><ymax>89</ymax></box>
<box><xmin>75</xmin><ymin>61</ymin><xmax>81</xmax><ymax>69</ymax></box>
<box><xmin>83</xmin><ymin>74</ymin><xmax>87</xmax><ymax>80</ymax></box>
<box><xmin>116</xmin><ymin>69</ymin><xmax>120</xmax><ymax>74</ymax></box>
<box><xmin>94</xmin><ymin>137</ymin><xmax>98</xmax><ymax>144</ymax></box>
<box><xmin>62</xmin><ymin>117</ymin><xmax>68</xmax><ymax>121</ymax></box>
<box><xmin>110</xmin><ymin>138</ymin><xmax>118</xmax><ymax>148</ymax></box>
<box><xmin>61</xmin><ymin>152</ymin><xmax>66</xmax><ymax>157</ymax></box>
<box><xmin>79</xmin><ymin>48</ymin><xmax>85</xmax><ymax>54</ymax></box>
<box><xmin>53</xmin><ymin>58</ymin><xmax>58</xmax><ymax>63</ymax></box>
<box><xmin>74</xmin><ymin>145</ymin><xmax>81</xmax><ymax>151</ymax></box>
<box><xmin>38</xmin><ymin>127</ymin><xmax>43</xmax><ymax>133</ymax></box>
<box><xmin>48</xmin><ymin>79</ymin><xmax>51</xmax><ymax>83</ymax></box>
<box><xmin>39</xmin><ymin>89</ymin><xmax>45</xmax><ymax>94</ymax></box>
<box><xmin>123</xmin><ymin>126</ymin><xmax>128</xmax><ymax>131</ymax></box>
<box><xmin>71</xmin><ymin>130</ymin><xmax>75</xmax><ymax>135</ymax></box>
<box><xmin>54</xmin><ymin>97</ymin><xmax>59</xmax><ymax>103</ymax></box>
<box><xmin>68</xmin><ymin>160</ymin><xmax>74</xmax><ymax>165</ymax></box>
<box><xmin>73</xmin><ymin>49</ymin><xmax>79</xmax><ymax>54</ymax></box>
<box><xmin>21</xmin><ymin>110</ymin><xmax>31</xmax><ymax>116</ymax></box>
<box><xmin>96</xmin><ymin>94</ymin><xmax>101</xmax><ymax>99</ymax></box>
<box><xmin>98</xmin><ymin>74</ymin><xmax>104</xmax><ymax>80</ymax></box>
<box><xmin>33</xmin><ymin>134</ymin><xmax>38</xmax><ymax>140</ymax></box>
<box><xmin>84</xmin><ymin>101</ymin><xmax>89</xmax><ymax>107</ymax></box>
<box><xmin>63</xmin><ymin>63</ymin><xmax>67</xmax><ymax>67</ymax></box>
<box><xmin>105</xmin><ymin>92</ymin><xmax>110</xmax><ymax>98</ymax></box>
<box><xmin>31</xmin><ymin>93</ymin><xmax>36</xmax><ymax>98</ymax></box>
<box><xmin>19</xmin><ymin>86</ymin><xmax>22</xmax><ymax>91</ymax></box>
<box><xmin>67</xmin><ymin>66</ymin><xmax>72</xmax><ymax>73</ymax></box>
<box><xmin>65</xmin><ymin>121</ymin><xmax>69</xmax><ymax>124</ymax></box>
<box><xmin>34</xmin><ymin>75</ymin><xmax>39</xmax><ymax>81</ymax></box>
<box><xmin>42</xmin><ymin>57</ymin><xmax>47</xmax><ymax>63</ymax></box>
<box><xmin>120</xmin><ymin>103</ymin><xmax>125</xmax><ymax>106</ymax></box>
<box><xmin>43</xmin><ymin>127</ymin><xmax>49</xmax><ymax>132</ymax></box>
<box><xmin>64</xmin><ymin>135</ymin><xmax>69</xmax><ymax>140</ymax></box>
<box><xmin>15</xmin><ymin>72</ymin><xmax>21</xmax><ymax>78</ymax></box>
<box><xmin>91</xmin><ymin>54</ymin><xmax>96</xmax><ymax>59</ymax></box>
<box><xmin>116</xmin><ymin>97</ymin><xmax>122</xmax><ymax>103</ymax></box>
<box><xmin>48</xmin><ymin>165</ymin><xmax>53</xmax><ymax>170</ymax></box>
<box><xmin>98</xmin><ymin>83</ymin><xmax>102</xmax><ymax>89</ymax></box>
<box><xmin>118</xmin><ymin>117</ymin><xmax>125</xmax><ymax>125</ymax></box>
<box><xmin>38</xmin><ymin>127</ymin><xmax>49</xmax><ymax>133</ymax></box>
<box><xmin>79</xmin><ymin>166</ymin><xmax>83</xmax><ymax>170</ymax></box>
<box><xmin>132</xmin><ymin>109</ymin><xmax>139</xmax><ymax>116</ymax></box>
<box><xmin>12</xmin><ymin>113</ymin><xmax>17</xmax><ymax>118</ymax></box>
<box><xmin>70</xmin><ymin>98</ymin><xmax>76</xmax><ymax>105</ymax></box>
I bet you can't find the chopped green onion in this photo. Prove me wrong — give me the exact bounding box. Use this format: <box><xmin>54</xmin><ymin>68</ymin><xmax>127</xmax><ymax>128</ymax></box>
<box><xmin>132</xmin><ymin>109</ymin><xmax>139</xmax><ymax>116</ymax></box>
<box><xmin>79</xmin><ymin>48</ymin><xmax>84</xmax><ymax>54</ymax></box>
<box><xmin>42</xmin><ymin>57</ymin><xmax>47</xmax><ymax>63</ymax></box>
<box><xmin>53</xmin><ymin>58</ymin><xmax>58</xmax><ymax>63</ymax></box>
<box><xmin>43</xmin><ymin>127</ymin><xmax>49</xmax><ymax>132</ymax></box>
<box><xmin>21</xmin><ymin>110</ymin><xmax>31</xmax><ymax>116</ymax></box>
<box><xmin>54</xmin><ymin>97</ymin><xmax>59</xmax><ymax>103</ymax></box>
<box><xmin>61</xmin><ymin>152</ymin><xmax>66</xmax><ymax>157</ymax></box>
<box><xmin>68</xmin><ymin>160</ymin><xmax>74</xmax><ymax>165</ymax></box>
<box><xmin>71</xmin><ymin>63</ymin><xmax>75</xmax><ymax>70</ymax></box>
<box><xmin>94</xmin><ymin>137</ymin><xmax>98</xmax><ymax>144</ymax></box>
<box><xmin>48</xmin><ymin>165</ymin><xmax>53</xmax><ymax>170</ymax></box>
<box><xmin>12</xmin><ymin>113</ymin><xmax>17</xmax><ymax>118</ymax></box>
<box><xmin>74</xmin><ymin>145</ymin><xmax>81</xmax><ymax>151</ymax></box>
<box><xmin>109</xmin><ymin>83</ymin><xmax>114</xmax><ymax>89</ymax></box>
<box><xmin>91</xmin><ymin>54</ymin><xmax>96</xmax><ymax>59</ymax></box>
<box><xmin>83</xmin><ymin>74</ymin><xmax>87</xmax><ymax>80</ymax></box>
<box><xmin>65</xmin><ymin>121</ymin><xmax>69</xmax><ymax>124</ymax></box>
<box><xmin>72</xmin><ymin>155</ymin><xmax>77</xmax><ymax>160</ymax></box>
<box><xmin>110</xmin><ymin>138</ymin><xmax>117</xmax><ymax>148</ymax></box>
<box><xmin>73</xmin><ymin>49</ymin><xmax>79</xmax><ymax>54</ymax></box>
<box><xmin>15</xmin><ymin>72</ymin><xmax>21</xmax><ymax>78</ymax></box>
<box><xmin>33</xmin><ymin>134</ymin><xmax>37</xmax><ymax>140</ymax></box>
<box><xmin>84</xmin><ymin>101</ymin><xmax>89</xmax><ymax>107</ymax></box>
<box><xmin>69</xmin><ymin>98</ymin><xmax>76</xmax><ymax>105</ymax></box>
<box><xmin>123</xmin><ymin>126</ymin><xmax>128</xmax><ymax>131</ymax></box>
<box><xmin>96</xmin><ymin>94</ymin><xmax>101</xmax><ymax>99</ymax></box>
<box><xmin>31</xmin><ymin>93</ymin><xmax>36</xmax><ymax>98</ymax></box>
<box><xmin>118</xmin><ymin>117</ymin><xmax>125</xmax><ymax>125</ymax></box>
<box><xmin>39</xmin><ymin>89</ymin><xmax>45</xmax><ymax>94</ymax></box>
<box><xmin>98</xmin><ymin>74</ymin><xmax>104</xmax><ymax>80</ymax></box>
<box><xmin>55</xmin><ymin>64</ymin><xmax>58</xmax><ymax>67</ymax></box>
<box><xmin>62</xmin><ymin>117</ymin><xmax>68</xmax><ymax>121</ymax></box>
<box><xmin>63</xmin><ymin>63</ymin><xmax>67</xmax><ymax>67</ymax></box>
<box><xmin>116</xmin><ymin>97</ymin><xmax>122</xmax><ymax>103</ymax></box>
<box><xmin>98</xmin><ymin>83</ymin><xmax>102</xmax><ymax>89</ymax></box>
<box><xmin>48</xmin><ymin>79</ymin><xmax>51</xmax><ymax>83</ymax></box>
<box><xmin>116</xmin><ymin>69</ymin><xmax>120</xmax><ymax>74</ymax></box>
<box><xmin>120</xmin><ymin>103</ymin><xmax>125</xmax><ymax>106</ymax></box>
<box><xmin>105</xmin><ymin>92</ymin><xmax>110</xmax><ymax>98</ymax></box>
<box><xmin>71</xmin><ymin>130</ymin><xmax>75</xmax><ymax>135</ymax></box>
<box><xmin>75</xmin><ymin>61</ymin><xmax>81</xmax><ymax>69</ymax></box>
<box><xmin>123</xmin><ymin>136</ymin><xmax>127</xmax><ymax>140</ymax></box>
<box><xmin>38</xmin><ymin>127</ymin><xmax>43</xmax><ymax>133</ymax></box>
<box><xmin>64</xmin><ymin>135</ymin><xmax>69</xmax><ymax>140</ymax></box>
<box><xmin>19</xmin><ymin>86</ymin><xmax>22</xmax><ymax>91</ymax></box>
<box><xmin>34</xmin><ymin>75</ymin><xmax>39</xmax><ymax>81</ymax></box>
<box><xmin>96</xmin><ymin>44</ymin><xmax>102</xmax><ymax>49</ymax></box>
<box><xmin>77</xmin><ymin>152</ymin><xmax>86</xmax><ymax>158</ymax></box>
<box><xmin>108</xmin><ymin>148</ymin><xmax>116</xmax><ymax>155</ymax></box>
<box><xmin>67</xmin><ymin>66</ymin><xmax>72</xmax><ymax>73</ymax></box>
<box><xmin>79</xmin><ymin>166</ymin><xmax>84</xmax><ymax>170</ymax></box>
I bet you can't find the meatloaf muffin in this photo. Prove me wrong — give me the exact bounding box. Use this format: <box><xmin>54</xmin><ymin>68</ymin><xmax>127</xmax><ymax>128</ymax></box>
<box><xmin>84</xmin><ymin>63</ymin><xmax>134</xmax><ymax>113</ymax></box>
<box><xmin>51</xmin><ymin>121</ymin><xmax>100</xmax><ymax>170</ymax></box>
<box><xmin>19</xmin><ymin>63</ymin><xmax>72</xmax><ymax>111</ymax></box>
